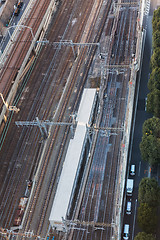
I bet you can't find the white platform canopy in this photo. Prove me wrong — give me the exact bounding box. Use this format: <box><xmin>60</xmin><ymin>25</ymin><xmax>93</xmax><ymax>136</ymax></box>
<box><xmin>49</xmin><ymin>88</ymin><xmax>97</xmax><ymax>231</ymax></box>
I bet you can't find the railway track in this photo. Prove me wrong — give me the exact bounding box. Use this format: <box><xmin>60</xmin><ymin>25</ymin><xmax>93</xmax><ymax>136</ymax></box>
<box><xmin>0</xmin><ymin>0</ymin><xmax>109</xmax><ymax>239</ymax></box>
<box><xmin>0</xmin><ymin>0</ymin><xmax>83</xmax><ymax>229</ymax></box>
<box><xmin>23</xmin><ymin>0</ymin><xmax>110</xmax><ymax>237</ymax></box>
<box><xmin>0</xmin><ymin>1</ymin><xmax>140</xmax><ymax>240</ymax></box>
<box><xmin>71</xmin><ymin>1</ymin><xmax>139</xmax><ymax>240</ymax></box>
<box><xmin>0</xmin><ymin>0</ymin><xmax>51</xmax><ymax>112</ymax></box>
<box><xmin>0</xmin><ymin>0</ymin><xmax>77</xmax><ymax>228</ymax></box>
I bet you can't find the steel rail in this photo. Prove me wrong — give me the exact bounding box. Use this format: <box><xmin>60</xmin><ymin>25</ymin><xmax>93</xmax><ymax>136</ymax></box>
<box><xmin>0</xmin><ymin>0</ymin><xmax>51</xmax><ymax>111</ymax></box>
<box><xmin>19</xmin><ymin>0</ymin><xmax>100</xmax><ymax>237</ymax></box>
<box><xmin>26</xmin><ymin>0</ymin><xmax>112</xmax><ymax>237</ymax></box>
<box><xmin>0</xmin><ymin>0</ymin><xmax>56</xmax><ymax>229</ymax></box>
<box><xmin>72</xmin><ymin>2</ymin><xmax>138</xmax><ymax>239</ymax></box>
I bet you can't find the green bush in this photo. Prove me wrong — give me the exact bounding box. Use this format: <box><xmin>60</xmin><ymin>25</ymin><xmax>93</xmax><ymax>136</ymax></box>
<box><xmin>142</xmin><ymin>117</ymin><xmax>160</xmax><ymax>137</ymax></box>
<box><xmin>146</xmin><ymin>90</ymin><xmax>160</xmax><ymax>117</ymax></box>
<box><xmin>152</xmin><ymin>7</ymin><xmax>160</xmax><ymax>32</ymax></box>
<box><xmin>138</xmin><ymin>178</ymin><xmax>160</xmax><ymax>207</ymax></box>
<box><xmin>140</xmin><ymin>118</ymin><xmax>160</xmax><ymax>165</ymax></box>
<box><xmin>150</xmin><ymin>48</ymin><xmax>160</xmax><ymax>69</ymax></box>
<box><xmin>140</xmin><ymin>134</ymin><xmax>160</xmax><ymax>165</ymax></box>
<box><xmin>138</xmin><ymin>203</ymin><xmax>157</xmax><ymax>234</ymax></box>
<box><xmin>148</xmin><ymin>67</ymin><xmax>160</xmax><ymax>91</ymax></box>
<box><xmin>153</xmin><ymin>30</ymin><xmax>160</xmax><ymax>49</ymax></box>
<box><xmin>134</xmin><ymin>232</ymin><xmax>156</xmax><ymax>240</ymax></box>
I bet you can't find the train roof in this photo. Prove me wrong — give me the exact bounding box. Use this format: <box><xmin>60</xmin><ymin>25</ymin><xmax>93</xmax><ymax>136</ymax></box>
<box><xmin>49</xmin><ymin>88</ymin><xmax>97</xmax><ymax>231</ymax></box>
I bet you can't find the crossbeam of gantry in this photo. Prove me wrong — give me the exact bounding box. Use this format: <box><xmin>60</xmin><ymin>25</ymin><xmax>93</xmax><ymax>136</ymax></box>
<box><xmin>47</xmin><ymin>41</ymin><xmax>100</xmax><ymax>47</ymax></box>
<box><xmin>103</xmin><ymin>64</ymin><xmax>132</xmax><ymax>73</ymax></box>
<box><xmin>114</xmin><ymin>2</ymin><xmax>139</xmax><ymax>6</ymax></box>
<box><xmin>105</xmin><ymin>64</ymin><xmax>131</xmax><ymax>69</ymax></box>
<box><xmin>42</xmin><ymin>40</ymin><xmax>100</xmax><ymax>58</ymax></box>
<box><xmin>65</xmin><ymin>219</ymin><xmax>114</xmax><ymax>228</ymax></box>
<box><xmin>91</xmin><ymin>126</ymin><xmax>124</xmax><ymax>131</ymax></box>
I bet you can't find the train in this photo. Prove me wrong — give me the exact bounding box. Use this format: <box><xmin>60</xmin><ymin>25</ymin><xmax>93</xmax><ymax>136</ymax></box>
<box><xmin>13</xmin><ymin>180</ymin><xmax>32</xmax><ymax>226</ymax></box>
<box><xmin>13</xmin><ymin>197</ymin><xmax>28</xmax><ymax>226</ymax></box>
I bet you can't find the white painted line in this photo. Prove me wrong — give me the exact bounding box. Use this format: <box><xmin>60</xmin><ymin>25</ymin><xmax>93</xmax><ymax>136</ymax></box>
<box><xmin>138</xmin><ymin>161</ymin><xmax>141</xmax><ymax>176</ymax></box>
<box><xmin>132</xmin><ymin>199</ymin><xmax>137</xmax><ymax>240</ymax></box>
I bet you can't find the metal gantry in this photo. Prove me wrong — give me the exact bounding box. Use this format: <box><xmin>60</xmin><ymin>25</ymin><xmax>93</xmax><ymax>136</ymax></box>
<box><xmin>104</xmin><ymin>64</ymin><xmax>131</xmax><ymax>74</ymax></box>
<box><xmin>112</xmin><ymin>1</ymin><xmax>140</xmax><ymax>15</ymax></box>
<box><xmin>114</xmin><ymin>1</ymin><xmax>139</xmax><ymax>6</ymax></box>
<box><xmin>87</xmin><ymin>124</ymin><xmax>124</xmax><ymax>136</ymax></box>
<box><xmin>7</xmin><ymin>25</ymin><xmax>35</xmax><ymax>42</ymax></box>
<box><xmin>0</xmin><ymin>228</ymin><xmax>44</xmax><ymax>240</ymax></box>
<box><xmin>61</xmin><ymin>218</ymin><xmax>114</xmax><ymax>233</ymax></box>
<box><xmin>36</xmin><ymin>39</ymin><xmax>100</xmax><ymax>59</ymax></box>
<box><xmin>15</xmin><ymin>116</ymin><xmax>77</xmax><ymax>139</ymax></box>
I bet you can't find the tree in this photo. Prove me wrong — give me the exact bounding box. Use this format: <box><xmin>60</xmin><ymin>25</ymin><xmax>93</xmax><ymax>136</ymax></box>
<box><xmin>148</xmin><ymin>67</ymin><xmax>160</xmax><ymax>91</ymax></box>
<box><xmin>138</xmin><ymin>178</ymin><xmax>160</xmax><ymax>207</ymax></box>
<box><xmin>146</xmin><ymin>90</ymin><xmax>160</xmax><ymax>117</ymax></box>
<box><xmin>153</xmin><ymin>30</ymin><xmax>160</xmax><ymax>49</ymax></box>
<box><xmin>140</xmin><ymin>134</ymin><xmax>160</xmax><ymax>165</ymax></box>
<box><xmin>134</xmin><ymin>232</ymin><xmax>156</xmax><ymax>240</ymax></box>
<box><xmin>142</xmin><ymin>117</ymin><xmax>160</xmax><ymax>138</ymax></box>
<box><xmin>146</xmin><ymin>92</ymin><xmax>154</xmax><ymax>114</ymax></box>
<box><xmin>137</xmin><ymin>203</ymin><xmax>157</xmax><ymax>234</ymax></box>
<box><xmin>152</xmin><ymin>7</ymin><xmax>160</xmax><ymax>32</ymax></box>
<box><xmin>140</xmin><ymin>118</ymin><xmax>160</xmax><ymax>165</ymax></box>
<box><xmin>153</xmin><ymin>89</ymin><xmax>160</xmax><ymax>117</ymax></box>
<box><xmin>150</xmin><ymin>48</ymin><xmax>160</xmax><ymax>69</ymax></box>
